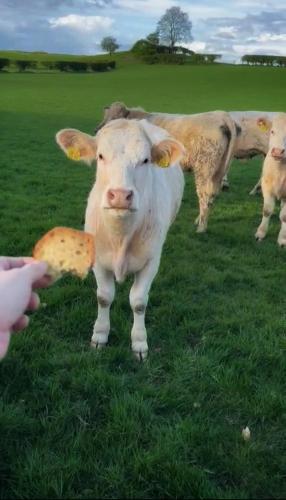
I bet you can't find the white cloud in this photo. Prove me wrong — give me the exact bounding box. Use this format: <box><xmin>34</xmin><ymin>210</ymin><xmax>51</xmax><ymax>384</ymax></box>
<box><xmin>185</xmin><ymin>4</ymin><xmax>232</xmax><ymax>20</ymax></box>
<box><xmin>182</xmin><ymin>41</ymin><xmax>206</xmax><ymax>52</ymax></box>
<box><xmin>49</xmin><ymin>14</ymin><xmax>113</xmax><ymax>32</ymax></box>
<box><xmin>215</xmin><ymin>26</ymin><xmax>238</xmax><ymax>39</ymax></box>
<box><xmin>217</xmin><ymin>26</ymin><xmax>237</xmax><ymax>35</ymax></box>
<box><xmin>233</xmin><ymin>41</ymin><xmax>286</xmax><ymax>55</ymax></box>
<box><xmin>255</xmin><ymin>32</ymin><xmax>286</xmax><ymax>42</ymax></box>
<box><xmin>115</xmin><ymin>0</ymin><xmax>172</xmax><ymax>17</ymax></box>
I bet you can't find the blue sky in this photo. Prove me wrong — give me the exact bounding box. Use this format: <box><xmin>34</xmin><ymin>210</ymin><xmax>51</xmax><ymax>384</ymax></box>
<box><xmin>1</xmin><ymin>0</ymin><xmax>285</xmax><ymax>62</ymax></box>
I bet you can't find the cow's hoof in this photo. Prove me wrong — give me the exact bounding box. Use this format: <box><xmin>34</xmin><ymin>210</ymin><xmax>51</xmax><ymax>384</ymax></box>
<box><xmin>90</xmin><ymin>340</ymin><xmax>107</xmax><ymax>350</ymax></box>
<box><xmin>196</xmin><ymin>225</ymin><xmax>207</xmax><ymax>233</ymax></box>
<box><xmin>133</xmin><ymin>350</ymin><xmax>148</xmax><ymax>362</ymax></box>
<box><xmin>132</xmin><ymin>340</ymin><xmax>148</xmax><ymax>362</ymax></box>
<box><xmin>278</xmin><ymin>240</ymin><xmax>286</xmax><ymax>248</ymax></box>
<box><xmin>255</xmin><ymin>230</ymin><xmax>265</xmax><ymax>241</ymax></box>
<box><xmin>222</xmin><ymin>183</ymin><xmax>230</xmax><ymax>191</ymax></box>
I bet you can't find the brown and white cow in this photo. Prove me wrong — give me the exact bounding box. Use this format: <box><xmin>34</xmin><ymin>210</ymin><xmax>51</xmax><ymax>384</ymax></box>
<box><xmin>222</xmin><ymin>111</ymin><xmax>277</xmax><ymax>194</ymax></box>
<box><xmin>255</xmin><ymin>113</ymin><xmax>286</xmax><ymax>246</ymax></box>
<box><xmin>56</xmin><ymin>119</ymin><xmax>185</xmax><ymax>360</ymax></box>
<box><xmin>95</xmin><ymin>102</ymin><xmax>237</xmax><ymax>233</ymax></box>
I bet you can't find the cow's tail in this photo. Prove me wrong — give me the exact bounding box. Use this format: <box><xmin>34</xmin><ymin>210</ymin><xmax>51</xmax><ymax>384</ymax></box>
<box><xmin>218</xmin><ymin>113</ymin><xmax>241</xmax><ymax>180</ymax></box>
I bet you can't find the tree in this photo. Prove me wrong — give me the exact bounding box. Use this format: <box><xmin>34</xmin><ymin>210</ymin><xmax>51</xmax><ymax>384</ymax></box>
<box><xmin>0</xmin><ymin>58</ymin><xmax>9</xmax><ymax>71</ymax></box>
<box><xmin>146</xmin><ymin>32</ymin><xmax>160</xmax><ymax>45</ymax></box>
<box><xmin>101</xmin><ymin>36</ymin><xmax>119</xmax><ymax>56</ymax></box>
<box><xmin>157</xmin><ymin>6</ymin><xmax>192</xmax><ymax>53</ymax></box>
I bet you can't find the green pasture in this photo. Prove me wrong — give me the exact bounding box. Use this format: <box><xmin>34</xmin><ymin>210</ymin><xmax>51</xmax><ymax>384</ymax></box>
<box><xmin>0</xmin><ymin>62</ymin><xmax>286</xmax><ymax>499</ymax></box>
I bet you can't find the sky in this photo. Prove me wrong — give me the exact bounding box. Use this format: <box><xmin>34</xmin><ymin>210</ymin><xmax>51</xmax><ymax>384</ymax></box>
<box><xmin>1</xmin><ymin>0</ymin><xmax>286</xmax><ymax>62</ymax></box>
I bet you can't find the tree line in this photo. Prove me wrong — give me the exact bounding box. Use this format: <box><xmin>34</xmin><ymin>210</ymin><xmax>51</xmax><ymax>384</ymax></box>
<box><xmin>0</xmin><ymin>58</ymin><xmax>116</xmax><ymax>72</ymax></box>
<box><xmin>131</xmin><ymin>39</ymin><xmax>221</xmax><ymax>64</ymax></box>
<box><xmin>241</xmin><ymin>54</ymin><xmax>286</xmax><ymax>67</ymax></box>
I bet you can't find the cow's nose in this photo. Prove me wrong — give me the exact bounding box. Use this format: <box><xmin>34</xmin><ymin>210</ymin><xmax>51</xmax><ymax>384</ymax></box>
<box><xmin>271</xmin><ymin>147</ymin><xmax>285</xmax><ymax>157</ymax></box>
<box><xmin>107</xmin><ymin>189</ymin><xmax>134</xmax><ymax>209</ymax></box>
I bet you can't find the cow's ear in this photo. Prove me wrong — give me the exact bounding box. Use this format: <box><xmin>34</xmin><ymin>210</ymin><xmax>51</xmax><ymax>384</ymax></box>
<box><xmin>257</xmin><ymin>117</ymin><xmax>271</xmax><ymax>133</ymax></box>
<box><xmin>151</xmin><ymin>139</ymin><xmax>185</xmax><ymax>168</ymax></box>
<box><xmin>56</xmin><ymin>129</ymin><xmax>97</xmax><ymax>165</ymax></box>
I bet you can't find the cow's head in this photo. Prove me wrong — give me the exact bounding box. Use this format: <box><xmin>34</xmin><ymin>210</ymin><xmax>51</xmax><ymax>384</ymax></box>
<box><xmin>56</xmin><ymin>119</ymin><xmax>184</xmax><ymax>218</ymax></box>
<box><xmin>94</xmin><ymin>102</ymin><xmax>130</xmax><ymax>133</ymax></box>
<box><xmin>268</xmin><ymin>113</ymin><xmax>286</xmax><ymax>161</ymax></box>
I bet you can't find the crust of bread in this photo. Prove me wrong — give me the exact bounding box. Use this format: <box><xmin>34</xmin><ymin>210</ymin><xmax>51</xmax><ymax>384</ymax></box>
<box><xmin>33</xmin><ymin>227</ymin><xmax>95</xmax><ymax>279</ymax></box>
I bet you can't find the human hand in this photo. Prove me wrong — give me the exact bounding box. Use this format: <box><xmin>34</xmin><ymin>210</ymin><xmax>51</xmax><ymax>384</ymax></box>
<box><xmin>0</xmin><ymin>258</ymin><xmax>50</xmax><ymax>359</ymax></box>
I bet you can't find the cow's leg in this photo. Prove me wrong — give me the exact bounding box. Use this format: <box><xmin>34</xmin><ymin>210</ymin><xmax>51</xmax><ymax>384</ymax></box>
<box><xmin>129</xmin><ymin>257</ymin><xmax>160</xmax><ymax>361</ymax></box>
<box><xmin>255</xmin><ymin>191</ymin><xmax>275</xmax><ymax>241</ymax></box>
<box><xmin>196</xmin><ymin>196</ymin><xmax>210</xmax><ymax>232</ymax></box>
<box><xmin>91</xmin><ymin>264</ymin><xmax>115</xmax><ymax>349</ymax></box>
<box><xmin>195</xmin><ymin>178</ymin><xmax>218</xmax><ymax>233</ymax></box>
<box><xmin>278</xmin><ymin>200</ymin><xmax>286</xmax><ymax>247</ymax></box>
<box><xmin>249</xmin><ymin>178</ymin><xmax>262</xmax><ymax>196</ymax></box>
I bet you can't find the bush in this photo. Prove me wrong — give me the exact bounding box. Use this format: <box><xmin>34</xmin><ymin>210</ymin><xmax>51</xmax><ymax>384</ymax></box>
<box><xmin>158</xmin><ymin>53</ymin><xmax>186</xmax><ymax>64</ymax></box>
<box><xmin>107</xmin><ymin>60</ymin><xmax>116</xmax><ymax>69</ymax></box>
<box><xmin>15</xmin><ymin>60</ymin><xmax>36</xmax><ymax>71</ymax></box>
<box><xmin>54</xmin><ymin>61</ymin><xmax>70</xmax><ymax>72</ymax></box>
<box><xmin>41</xmin><ymin>61</ymin><xmax>56</xmax><ymax>71</ymax></box>
<box><xmin>241</xmin><ymin>54</ymin><xmax>286</xmax><ymax>66</ymax></box>
<box><xmin>0</xmin><ymin>58</ymin><xmax>9</xmax><ymax>71</ymax></box>
<box><xmin>132</xmin><ymin>38</ymin><xmax>220</xmax><ymax>65</ymax></box>
<box><xmin>68</xmin><ymin>61</ymin><xmax>88</xmax><ymax>72</ymax></box>
<box><xmin>131</xmin><ymin>39</ymin><xmax>154</xmax><ymax>56</ymax></box>
<box><xmin>89</xmin><ymin>61</ymin><xmax>116</xmax><ymax>71</ymax></box>
<box><xmin>2</xmin><ymin>57</ymin><xmax>117</xmax><ymax>73</ymax></box>
<box><xmin>132</xmin><ymin>40</ymin><xmax>162</xmax><ymax>64</ymax></box>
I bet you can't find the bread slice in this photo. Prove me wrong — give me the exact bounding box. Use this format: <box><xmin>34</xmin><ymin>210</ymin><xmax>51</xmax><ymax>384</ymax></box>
<box><xmin>33</xmin><ymin>227</ymin><xmax>95</xmax><ymax>279</ymax></box>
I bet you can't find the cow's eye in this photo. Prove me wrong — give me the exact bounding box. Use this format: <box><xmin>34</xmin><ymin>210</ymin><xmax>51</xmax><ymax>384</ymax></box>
<box><xmin>98</xmin><ymin>153</ymin><xmax>104</xmax><ymax>160</ymax></box>
<box><xmin>143</xmin><ymin>158</ymin><xmax>149</xmax><ymax>164</ymax></box>
<box><xmin>271</xmin><ymin>130</ymin><xmax>274</xmax><ymax>135</ymax></box>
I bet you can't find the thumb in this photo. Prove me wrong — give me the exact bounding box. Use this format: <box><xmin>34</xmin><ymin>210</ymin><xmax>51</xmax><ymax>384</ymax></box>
<box><xmin>22</xmin><ymin>261</ymin><xmax>48</xmax><ymax>284</ymax></box>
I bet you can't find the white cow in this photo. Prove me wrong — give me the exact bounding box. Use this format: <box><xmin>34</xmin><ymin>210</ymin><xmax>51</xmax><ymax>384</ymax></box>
<box><xmin>56</xmin><ymin>119</ymin><xmax>185</xmax><ymax>360</ymax></box>
<box><xmin>255</xmin><ymin>113</ymin><xmax>286</xmax><ymax>246</ymax></box>
<box><xmin>222</xmin><ymin>111</ymin><xmax>277</xmax><ymax>193</ymax></box>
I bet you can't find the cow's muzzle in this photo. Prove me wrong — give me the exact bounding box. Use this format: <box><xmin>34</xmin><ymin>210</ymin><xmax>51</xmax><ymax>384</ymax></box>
<box><xmin>106</xmin><ymin>188</ymin><xmax>134</xmax><ymax>210</ymax></box>
<box><xmin>271</xmin><ymin>147</ymin><xmax>285</xmax><ymax>160</ymax></box>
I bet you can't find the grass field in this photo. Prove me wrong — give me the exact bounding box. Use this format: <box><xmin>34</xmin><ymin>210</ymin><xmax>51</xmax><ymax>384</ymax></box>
<box><xmin>1</xmin><ymin>62</ymin><xmax>286</xmax><ymax>499</ymax></box>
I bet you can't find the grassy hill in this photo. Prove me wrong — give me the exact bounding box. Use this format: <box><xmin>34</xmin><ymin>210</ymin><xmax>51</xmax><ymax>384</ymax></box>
<box><xmin>0</xmin><ymin>63</ymin><xmax>286</xmax><ymax>499</ymax></box>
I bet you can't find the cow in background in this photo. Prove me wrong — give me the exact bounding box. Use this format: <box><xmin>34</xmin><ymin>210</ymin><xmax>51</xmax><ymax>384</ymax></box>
<box><xmin>222</xmin><ymin>111</ymin><xmax>276</xmax><ymax>194</ymax></box>
<box><xmin>255</xmin><ymin>113</ymin><xmax>286</xmax><ymax>246</ymax></box>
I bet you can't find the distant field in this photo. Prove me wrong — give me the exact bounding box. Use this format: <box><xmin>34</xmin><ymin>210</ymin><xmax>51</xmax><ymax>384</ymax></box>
<box><xmin>0</xmin><ymin>64</ymin><xmax>286</xmax><ymax>499</ymax></box>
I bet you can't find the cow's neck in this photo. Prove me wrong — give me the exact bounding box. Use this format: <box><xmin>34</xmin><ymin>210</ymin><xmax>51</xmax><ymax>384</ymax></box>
<box><xmin>101</xmin><ymin>212</ymin><xmax>141</xmax><ymax>282</ymax></box>
<box><xmin>103</xmin><ymin>211</ymin><xmax>138</xmax><ymax>239</ymax></box>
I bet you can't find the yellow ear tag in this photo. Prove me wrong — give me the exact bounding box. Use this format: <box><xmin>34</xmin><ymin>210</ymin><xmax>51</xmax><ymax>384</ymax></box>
<box><xmin>156</xmin><ymin>156</ymin><xmax>170</xmax><ymax>168</ymax></box>
<box><xmin>66</xmin><ymin>146</ymin><xmax>81</xmax><ymax>161</ymax></box>
<box><xmin>258</xmin><ymin>120</ymin><xmax>270</xmax><ymax>133</ymax></box>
